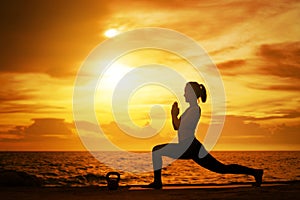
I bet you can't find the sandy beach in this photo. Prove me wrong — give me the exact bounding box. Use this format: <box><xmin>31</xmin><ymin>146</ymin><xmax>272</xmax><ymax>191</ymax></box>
<box><xmin>1</xmin><ymin>182</ymin><xmax>299</xmax><ymax>200</ymax></box>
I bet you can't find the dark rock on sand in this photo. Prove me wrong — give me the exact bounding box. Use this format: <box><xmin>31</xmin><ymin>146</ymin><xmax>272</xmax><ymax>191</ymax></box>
<box><xmin>0</xmin><ymin>170</ymin><xmax>41</xmax><ymax>187</ymax></box>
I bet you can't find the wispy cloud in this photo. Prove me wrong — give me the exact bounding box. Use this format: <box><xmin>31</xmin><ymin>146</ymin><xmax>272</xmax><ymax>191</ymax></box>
<box><xmin>256</xmin><ymin>41</ymin><xmax>300</xmax><ymax>80</ymax></box>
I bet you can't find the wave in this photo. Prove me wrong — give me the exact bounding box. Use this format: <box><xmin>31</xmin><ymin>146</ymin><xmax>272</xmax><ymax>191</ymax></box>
<box><xmin>0</xmin><ymin>170</ymin><xmax>110</xmax><ymax>187</ymax></box>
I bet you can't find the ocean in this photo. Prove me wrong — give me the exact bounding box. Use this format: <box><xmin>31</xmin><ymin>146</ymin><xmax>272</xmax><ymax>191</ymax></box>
<box><xmin>0</xmin><ymin>151</ymin><xmax>299</xmax><ymax>187</ymax></box>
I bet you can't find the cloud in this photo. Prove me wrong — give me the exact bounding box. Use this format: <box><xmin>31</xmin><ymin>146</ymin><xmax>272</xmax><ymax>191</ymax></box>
<box><xmin>250</xmin><ymin>83</ymin><xmax>300</xmax><ymax>91</ymax></box>
<box><xmin>220</xmin><ymin>115</ymin><xmax>269</xmax><ymax>137</ymax></box>
<box><xmin>217</xmin><ymin>60</ymin><xmax>246</xmax><ymax>70</ymax></box>
<box><xmin>0</xmin><ymin>118</ymin><xmax>73</xmax><ymax>140</ymax></box>
<box><xmin>272</xmin><ymin>123</ymin><xmax>300</xmax><ymax>145</ymax></box>
<box><xmin>0</xmin><ymin>126</ymin><xmax>25</xmax><ymax>141</ymax></box>
<box><xmin>1</xmin><ymin>115</ymin><xmax>299</xmax><ymax>151</ymax></box>
<box><xmin>1</xmin><ymin>0</ymin><xmax>298</xmax><ymax>78</ymax></box>
<box><xmin>0</xmin><ymin>73</ymin><xmax>33</xmax><ymax>102</ymax></box>
<box><xmin>24</xmin><ymin>118</ymin><xmax>73</xmax><ymax>138</ymax></box>
<box><xmin>250</xmin><ymin>110</ymin><xmax>300</xmax><ymax>121</ymax></box>
<box><xmin>216</xmin><ymin>59</ymin><xmax>247</xmax><ymax>76</ymax></box>
<box><xmin>209</xmin><ymin>46</ymin><xmax>240</xmax><ymax>56</ymax></box>
<box><xmin>215</xmin><ymin>115</ymin><xmax>300</xmax><ymax>149</ymax></box>
<box><xmin>0</xmin><ymin>118</ymin><xmax>84</xmax><ymax>150</ymax></box>
<box><xmin>214</xmin><ymin>41</ymin><xmax>300</xmax><ymax>78</ymax></box>
<box><xmin>240</xmin><ymin>41</ymin><xmax>300</xmax><ymax>92</ymax></box>
<box><xmin>107</xmin><ymin>0</ymin><xmax>298</xmax><ymax>42</ymax></box>
<box><xmin>0</xmin><ymin>73</ymin><xmax>69</xmax><ymax>115</ymax></box>
<box><xmin>214</xmin><ymin>41</ymin><xmax>300</xmax><ymax>94</ymax></box>
<box><xmin>0</xmin><ymin>103</ymin><xmax>64</xmax><ymax>114</ymax></box>
<box><xmin>0</xmin><ymin>118</ymin><xmax>171</xmax><ymax>151</ymax></box>
<box><xmin>256</xmin><ymin>41</ymin><xmax>300</xmax><ymax>80</ymax></box>
<box><xmin>1</xmin><ymin>0</ymin><xmax>299</xmax><ymax>151</ymax></box>
<box><xmin>75</xmin><ymin>120</ymin><xmax>100</xmax><ymax>134</ymax></box>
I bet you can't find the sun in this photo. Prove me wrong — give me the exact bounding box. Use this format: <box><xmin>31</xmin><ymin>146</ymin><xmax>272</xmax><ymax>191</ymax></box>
<box><xmin>104</xmin><ymin>29</ymin><xmax>119</xmax><ymax>38</ymax></box>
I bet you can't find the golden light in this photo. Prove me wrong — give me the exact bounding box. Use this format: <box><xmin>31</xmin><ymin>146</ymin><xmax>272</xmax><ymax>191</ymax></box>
<box><xmin>104</xmin><ymin>28</ymin><xmax>119</xmax><ymax>38</ymax></box>
<box><xmin>95</xmin><ymin>62</ymin><xmax>133</xmax><ymax>93</ymax></box>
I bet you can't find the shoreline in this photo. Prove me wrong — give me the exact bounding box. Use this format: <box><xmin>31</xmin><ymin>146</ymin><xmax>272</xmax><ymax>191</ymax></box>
<box><xmin>1</xmin><ymin>181</ymin><xmax>299</xmax><ymax>200</ymax></box>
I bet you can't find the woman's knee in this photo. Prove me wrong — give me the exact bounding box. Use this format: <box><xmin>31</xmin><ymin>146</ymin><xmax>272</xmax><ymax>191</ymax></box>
<box><xmin>152</xmin><ymin>144</ymin><xmax>166</xmax><ymax>152</ymax></box>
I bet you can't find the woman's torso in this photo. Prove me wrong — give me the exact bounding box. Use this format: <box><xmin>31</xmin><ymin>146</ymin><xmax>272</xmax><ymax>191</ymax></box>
<box><xmin>178</xmin><ymin>105</ymin><xmax>201</xmax><ymax>142</ymax></box>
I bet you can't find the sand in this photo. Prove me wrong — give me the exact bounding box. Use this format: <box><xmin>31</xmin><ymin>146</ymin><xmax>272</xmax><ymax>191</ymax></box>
<box><xmin>1</xmin><ymin>182</ymin><xmax>299</xmax><ymax>200</ymax></box>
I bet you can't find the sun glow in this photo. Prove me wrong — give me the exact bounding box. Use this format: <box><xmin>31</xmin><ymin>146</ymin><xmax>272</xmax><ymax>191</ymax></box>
<box><xmin>104</xmin><ymin>28</ymin><xmax>119</xmax><ymax>38</ymax></box>
<box><xmin>98</xmin><ymin>63</ymin><xmax>133</xmax><ymax>91</ymax></box>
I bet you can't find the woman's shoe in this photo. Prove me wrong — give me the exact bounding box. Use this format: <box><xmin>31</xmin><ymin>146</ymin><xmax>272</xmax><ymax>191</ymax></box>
<box><xmin>142</xmin><ymin>182</ymin><xmax>163</xmax><ymax>189</ymax></box>
<box><xmin>253</xmin><ymin>169</ymin><xmax>264</xmax><ymax>187</ymax></box>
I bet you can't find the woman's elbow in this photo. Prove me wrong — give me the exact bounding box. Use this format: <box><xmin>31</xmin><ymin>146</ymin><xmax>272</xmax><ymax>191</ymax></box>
<box><xmin>173</xmin><ymin>124</ymin><xmax>179</xmax><ymax>130</ymax></box>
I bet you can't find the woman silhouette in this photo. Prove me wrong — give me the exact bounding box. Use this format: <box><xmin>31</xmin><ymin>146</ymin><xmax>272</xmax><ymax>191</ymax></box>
<box><xmin>146</xmin><ymin>82</ymin><xmax>263</xmax><ymax>189</ymax></box>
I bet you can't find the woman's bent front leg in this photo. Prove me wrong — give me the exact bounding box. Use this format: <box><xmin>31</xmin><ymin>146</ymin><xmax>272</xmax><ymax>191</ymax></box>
<box><xmin>148</xmin><ymin>143</ymin><xmax>187</xmax><ymax>189</ymax></box>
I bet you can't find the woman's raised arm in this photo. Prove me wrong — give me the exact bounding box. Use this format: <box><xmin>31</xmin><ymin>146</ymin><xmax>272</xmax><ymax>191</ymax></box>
<box><xmin>171</xmin><ymin>102</ymin><xmax>181</xmax><ymax>130</ymax></box>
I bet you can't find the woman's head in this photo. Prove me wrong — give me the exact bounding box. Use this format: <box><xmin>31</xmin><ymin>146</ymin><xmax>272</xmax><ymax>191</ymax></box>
<box><xmin>184</xmin><ymin>82</ymin><xmax>207</xmax><ymax>103</ymax></box>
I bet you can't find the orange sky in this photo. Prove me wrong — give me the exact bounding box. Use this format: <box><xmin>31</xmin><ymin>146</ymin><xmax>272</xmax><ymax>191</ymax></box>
<box><xmin>0</xmin><ymin>0</ymin><xmax>299</xmax><ymax>151</ymax></box>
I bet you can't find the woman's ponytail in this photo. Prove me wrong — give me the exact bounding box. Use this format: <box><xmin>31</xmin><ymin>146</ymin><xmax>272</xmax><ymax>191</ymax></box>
<box><xmin>188</xmin><ymin>82</ymin><xmax>207</xmax><ymax>103</ymax></box>
<box><xmin>199</xmin><ymin>84</ymin><xmax>207</xmax><ymax>103</ymax></box>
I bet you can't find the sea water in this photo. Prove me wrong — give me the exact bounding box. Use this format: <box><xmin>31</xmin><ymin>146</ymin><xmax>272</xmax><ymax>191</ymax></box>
<box><xmin>0</xmin><ymin>151</ymin><xmax>299</xmax><ymax>187</ymax></box>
